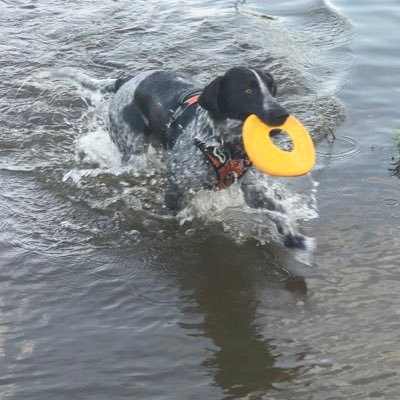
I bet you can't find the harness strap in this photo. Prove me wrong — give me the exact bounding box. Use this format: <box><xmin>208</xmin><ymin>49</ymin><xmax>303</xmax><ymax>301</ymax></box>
<box><xmin>167</xmin><ymin>89</ymin><xmax>202</xmax><ymax>129</ymax></box>
<box><xmin>195</xmin><ymin>139</ymin><xmax>252</xmax><ymax>190</ymax></box>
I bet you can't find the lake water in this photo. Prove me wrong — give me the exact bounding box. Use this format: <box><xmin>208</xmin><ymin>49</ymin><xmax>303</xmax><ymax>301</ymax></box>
<box><xmin>1</xmin><ymin>0</ymin><xmax>400</xmax><ymax>399</ymax></box>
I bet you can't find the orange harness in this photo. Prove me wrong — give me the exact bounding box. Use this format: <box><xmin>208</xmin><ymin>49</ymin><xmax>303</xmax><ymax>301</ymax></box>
<box><xmin>195</xmin><ymin>140</ymin><xmax>252</xmax><ymax>190</ymax></box>
<box><xmin>169</xmin><ymin>92</ymin><xmax>252</xmax><ymax>190</ymax></box>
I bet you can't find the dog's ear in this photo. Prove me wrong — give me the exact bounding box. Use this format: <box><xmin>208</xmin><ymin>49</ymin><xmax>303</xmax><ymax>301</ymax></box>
<box><xmin>198</xmin><ymin>76</ymin><xmax>224</xmax><ymax>115</ymax></box>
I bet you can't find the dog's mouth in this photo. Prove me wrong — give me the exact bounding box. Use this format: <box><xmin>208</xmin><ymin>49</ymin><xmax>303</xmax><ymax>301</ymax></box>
<box><xmin>257</xmin><ymin>107</ymin><xmax>290</xmax><ymax>127</ymax></box>
<box><xmin>260</xmin><ymin>114</ymin><xmax>289</xmax><ymax>127</ymax></box>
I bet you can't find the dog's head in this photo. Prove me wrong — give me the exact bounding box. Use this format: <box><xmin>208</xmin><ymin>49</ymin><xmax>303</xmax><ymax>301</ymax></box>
<box><xmin>199</xmin><ymin>67</ymin><xmax>289</xmax><ymax>126</ymax></box>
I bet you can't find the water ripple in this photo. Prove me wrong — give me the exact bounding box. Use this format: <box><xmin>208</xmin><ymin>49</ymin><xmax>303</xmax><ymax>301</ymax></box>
<box><xmin>316</xmin><ymin>136</ymin><xmax>361</xmax><ymax>161</ymax></box>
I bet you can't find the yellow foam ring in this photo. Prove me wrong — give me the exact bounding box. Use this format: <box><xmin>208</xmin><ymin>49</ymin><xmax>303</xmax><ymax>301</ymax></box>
<box><xmin>243</xmin><ymin>114</ymin><xmax>315</xmax><ymax>177</ymax></box>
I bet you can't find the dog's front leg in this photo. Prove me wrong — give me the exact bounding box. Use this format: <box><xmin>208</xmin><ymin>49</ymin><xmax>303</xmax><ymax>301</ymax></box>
<box><xmin>164</xmin><ymin>178</ymin><xmax>183</xmax><ymax>212</ymax></box>
<box><xmin>240</xmin><ymin>173</ymin><xmax>305</xmax><ymax>249</ymax></box>
<box><xmin>241</xmin><ymin>179</ymin><xmax>284</xmax><ymax>212</ymax></box>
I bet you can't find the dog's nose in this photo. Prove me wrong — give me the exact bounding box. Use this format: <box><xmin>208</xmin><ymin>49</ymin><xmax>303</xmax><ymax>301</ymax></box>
<box><xmin>261</xmin><ymin>107</ymin><xmax>289</xmax><ymax>126</ymax></box>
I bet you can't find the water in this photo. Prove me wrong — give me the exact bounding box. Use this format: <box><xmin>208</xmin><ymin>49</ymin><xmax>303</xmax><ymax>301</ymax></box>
<box><xmin>1</xmin><ymin>0</ymin><xmax>399</xmax><ymax>399</ymax></box>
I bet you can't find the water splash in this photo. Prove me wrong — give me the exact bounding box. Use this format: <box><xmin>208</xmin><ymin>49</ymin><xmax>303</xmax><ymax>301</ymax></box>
<box><xmin>178</xmin><ymin>170</ymin><xmax>319</xmax><ymax>263</ymax></box>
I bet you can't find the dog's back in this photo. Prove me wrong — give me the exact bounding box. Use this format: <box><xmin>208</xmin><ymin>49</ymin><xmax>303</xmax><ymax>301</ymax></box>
<box><xmin>108</xmin><ymin>70</ymin><xmax>197</xmax><ymax>157</ymax></box>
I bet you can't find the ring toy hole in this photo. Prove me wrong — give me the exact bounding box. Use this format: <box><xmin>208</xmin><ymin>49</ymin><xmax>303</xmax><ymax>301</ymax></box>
<box><xmin>269</xmin><ymin>129</ymin><xmax>293</xmax><ymax>152</ymax></box>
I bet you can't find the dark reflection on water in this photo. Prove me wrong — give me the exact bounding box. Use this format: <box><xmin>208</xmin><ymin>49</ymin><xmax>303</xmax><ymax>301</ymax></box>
<box><xmin>179</xmin><ymin>237</ymin><xmax>307</xmax><ymax>397</ymax></box>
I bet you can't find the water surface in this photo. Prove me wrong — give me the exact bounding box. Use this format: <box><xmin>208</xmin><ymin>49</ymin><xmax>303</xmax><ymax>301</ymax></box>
<box><xmin>0</xmin><ymin>0</ymin><xmax>399</xmax><ymax>399</ymax></box>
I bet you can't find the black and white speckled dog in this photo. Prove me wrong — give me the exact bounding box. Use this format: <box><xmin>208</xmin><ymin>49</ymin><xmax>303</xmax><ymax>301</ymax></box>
<box><xmin>56</xmin><ymin>66</ymin><xmax>304</xmax><ymax>247</ymax></box>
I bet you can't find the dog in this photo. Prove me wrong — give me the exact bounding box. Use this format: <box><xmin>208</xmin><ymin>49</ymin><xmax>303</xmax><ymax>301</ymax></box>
<box><xmin>105</xmin><ymin>66</ymin><xmax>306</xmax><ymax>248</ymax></box>
<box><xmin>55</xmin><ymin>66</ymin><xmax>305</xmax><ymax>248</ymax></box>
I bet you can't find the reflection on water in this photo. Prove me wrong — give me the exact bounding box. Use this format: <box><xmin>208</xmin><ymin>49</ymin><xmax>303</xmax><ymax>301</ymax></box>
<box><xmin>183</xmin><ymin>238</ymin><xmax>307</xmax><ymax>397</ymax></box>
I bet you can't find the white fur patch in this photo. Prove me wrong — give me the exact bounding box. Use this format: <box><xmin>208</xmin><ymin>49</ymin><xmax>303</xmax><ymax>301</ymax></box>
<box><xmin>251</xmin><ymin>69</ymin><xmax>275</xmax><ymax>109</ymax></box>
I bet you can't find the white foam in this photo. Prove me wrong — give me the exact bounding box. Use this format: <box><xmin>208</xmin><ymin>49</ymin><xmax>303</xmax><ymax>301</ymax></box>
<box><xmin>76</xmin><ymin>128</ymin><xmax>122</xmax><ymax>169</ymax></box>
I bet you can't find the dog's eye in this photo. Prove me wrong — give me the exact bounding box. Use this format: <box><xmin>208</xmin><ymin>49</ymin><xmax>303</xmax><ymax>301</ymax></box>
<box><xmin>245</xmin><ymin>88</ymin><xmax>253</xmax><ymax>95</ymax></box>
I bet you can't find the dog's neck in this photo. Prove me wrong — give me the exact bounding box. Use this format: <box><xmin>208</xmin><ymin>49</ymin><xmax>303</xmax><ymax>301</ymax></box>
<box><xmin>194</xmin><ymin>107</ymin><xmax>243</xmax><ymax>147</ymax></box>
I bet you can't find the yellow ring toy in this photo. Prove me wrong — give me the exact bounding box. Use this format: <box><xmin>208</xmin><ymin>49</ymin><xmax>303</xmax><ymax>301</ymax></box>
<box><xmin>243</xmin><ymin>114</ymin><xmax>315</xmax><ymax>177</ymax></box>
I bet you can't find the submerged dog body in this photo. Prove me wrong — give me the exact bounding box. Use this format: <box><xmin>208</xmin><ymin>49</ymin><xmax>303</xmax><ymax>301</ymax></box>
<box><xmin>108</xmin><ymin>67</ymin><xmax>290</xmax><ymax>211</ymax></box>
